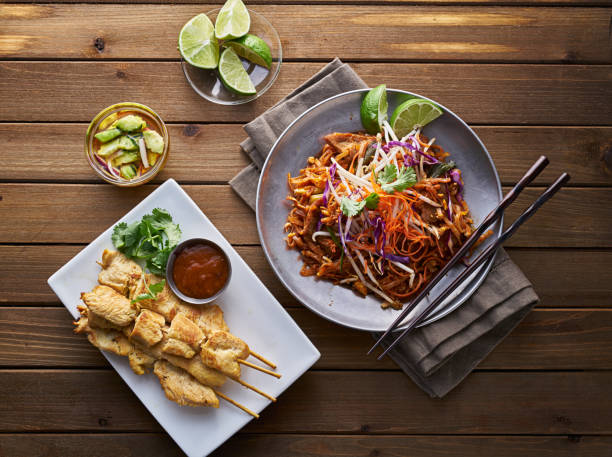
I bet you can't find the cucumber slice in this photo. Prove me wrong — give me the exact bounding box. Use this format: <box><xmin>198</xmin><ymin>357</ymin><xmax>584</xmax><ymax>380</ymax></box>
<box><xmin>116</xmin><ymin>114</ymin><xmax>146</xmax><ymax>132</ymax></box>
<box><xmin>120</xmin><ymin>164</ymin><xmax>138</xmax><ymax>180</ymax></box>
<box><xmin>118</xmin><ymin>135</ymin><xmax>138</xmax><ymax>151</ymax></box>
<box><xmin>95</xmin><ymin>128</ymin><xmax>122</xmax><ymax>143</ymax></box>
<box><xmin>97</xmin><ymin>137</ymin><xmax>122</xmax><ymax>157</ymax></box>
<box><xmin>113</xmin><ymin>151</ymin><xmax>139</xmax><ymax>166</ymax></box>
<box><xmin>143</xmin><ymin>129</ymin><xmax>164</xmax><ymax>154</ymax></box>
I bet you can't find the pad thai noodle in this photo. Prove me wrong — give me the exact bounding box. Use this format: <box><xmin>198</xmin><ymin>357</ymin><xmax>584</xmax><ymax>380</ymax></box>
<box><xmin>284</xmin><ymin>122</ymin><xmax>490</xmax><ymax>310</ymax></box>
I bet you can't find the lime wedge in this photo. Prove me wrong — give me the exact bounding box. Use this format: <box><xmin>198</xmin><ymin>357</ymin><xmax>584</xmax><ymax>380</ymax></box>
<box><xmin>360</xmin><ymin>84</ymin><xmax>388</xmax><ymax>134</ymax></box>
<box><xmin>179</xmin><ymin>13</ymin><xmax>219</xmax><ymax>69</ymax></box>
<box><xmin>224</xmin><ymin>34</ymin><xmax>272</xmax><ymax>69</ymax></box>
<box><xmin>218</xmin><ymin>48</ymin><xmax>256</xmax><ymax>95</ymax></box>
<box><xmin>390</xmin><ymin>98</ymin><xmax>443</xmax><ymax>137</ymax></box>
<box><xmin>215</xmin><ymin>0</ymin><xmax>250</xmax><ymax>40</ymax></box>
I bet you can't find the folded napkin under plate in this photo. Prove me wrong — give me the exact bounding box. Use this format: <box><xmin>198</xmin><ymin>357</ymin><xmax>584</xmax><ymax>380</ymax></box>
<box><xmin>230</xmin><ymin>58</ymin><xmax>539</xmax><ymax>398</ymax></box>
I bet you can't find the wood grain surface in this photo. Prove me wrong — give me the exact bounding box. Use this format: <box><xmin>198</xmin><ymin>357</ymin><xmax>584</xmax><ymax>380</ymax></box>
<box><xmin>1</xmin><ymin>370</ymin><xmax>611</xmax><ymax>434</ymax></box>
<box><xmin>1</xmin><ymin>434</ymin><xmax>610</xmax><ymax>457</ymax></box>
<box><xmin>1</xmin><ymin>245</ymin><xmax>611</xmax><ymax>307</ymax></box>
<box><xmin>1</xmin><ymin>307</ymin><xmax>611</xmax><ymax>370</ymax></box>
<box><xmin>0</xmin><ymin>184</ymin><xmax>610</xmax><ymax>246</ymax></box>
<box><xmin>2</xmin><ymin>123</ymin><xmax>611</xmax><ymax>185</ymax></box>
<box><xmin>2</xmin><ymin>0</ymin><xmax>611</xmax><ymax>455</ymax></box>
<box><xmin>1</xmin><ymin>62</ymin><xmax>610</xmax><ymax>124</ymax></box>
<box><xmin>2</xmin><ymin>5</ymin><xmax>610</xmax><ymax>62</ymax></box>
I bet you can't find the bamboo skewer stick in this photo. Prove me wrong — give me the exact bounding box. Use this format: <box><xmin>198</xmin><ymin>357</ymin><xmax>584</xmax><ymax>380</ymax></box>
<box><xmin>214</xmin><ymin>390</ymin><xmax>259</xmax><ymax>419</ymax></box>
<box><xmin>249</xmin><ymin>350</ymin><xmax>277</xmax><ymax>369</ymax></box>
<box><xmin>237</xmin><ymin>359</ymin><xmax>282</xmax><ymax>378</ymax></box>
<box><xmin>235</xmin><ymin>378</ymin><xmax>277</xmax><ymax>402</ymax></box>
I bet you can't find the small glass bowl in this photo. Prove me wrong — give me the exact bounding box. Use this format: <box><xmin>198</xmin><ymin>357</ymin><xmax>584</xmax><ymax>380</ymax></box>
<box><xmin>166</xmin><ymin>238</ymin><xmax>233</xmax><ymax>305</ymax></box>
<box><xmin>85</xmin><ymin>102</ymin><xmax>170</xmax><ymax>187</ymax></box>
<box><xmin>182</xmin><ymin>8</ymin><xmax>282</xmax><ymax>105</ymax></box>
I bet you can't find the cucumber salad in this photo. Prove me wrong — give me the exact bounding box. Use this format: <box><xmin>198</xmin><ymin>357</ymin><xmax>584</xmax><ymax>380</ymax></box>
<box><xmin>93</xmin><ymin>113</ymin><xmax>165</xmax><ymax>181</ymax></box>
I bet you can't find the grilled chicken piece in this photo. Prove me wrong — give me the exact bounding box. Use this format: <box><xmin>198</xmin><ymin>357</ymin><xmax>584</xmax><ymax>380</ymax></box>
<box><xmin>133</xmin><ymin>332</ymin><xmax>226</xmax><ymax>387</ymax></box>
<box><xmin>200</xmin><ymin>331</ymin><xmax>250</xmax><ymax>379</ymax></box>
<box><xmin>130</xmin><ymin>310</ymin><xmax>165</xmax><ymax>347</ymax></box>
<box><xmin>162</xmin><ymin>339</ymin><xmax>196</xmax><ymax>359</ymax></box>
<box><xmin>324</xmin><ymin>132</ymin><xmax>373</xmax><ymax>157</ymax></box>
<box><xmin>81</xmin><ymin>285</ymin><xmax>138</xmax><ymax>327</ymax></box>
<box><xmin>77</xmin><ymin>305</ymin><xmax>122</xmax><ymax>331</ymax></box>
<box><xmin>98</xmin><ymin>250</ymin><xmax>142</xmax><ymax>296</ymax></box>
<box><xmin>163</xmin><ymin>353</ymin><xmax>227</xmax><ymax>388</ymax></box>
<box><xmin>128</xmin><ymin>348</ymin><xmax>157</xmax><ymax>375</ymax></box>
<box><xmin>176</xmin><ymin>303</ymin><xmax>229</xmax><ymax>338</ymax></box>
<box><xmin>162</xmin><ymin>313</ymin><xmax>204</xmax><ymax>358</ymax></box>
<box><xmin>131</xmin><ymin>274</ymin><xmax>179</xmax><ymax>322</ymax></box>
<box><xmin>154</xmin><ymin>360</ymin><xmax>219</xmax><ymax>408</ymax></box>
<box><xmin>74</xmin><ymin>315</ymin><xmax>133</xmax><ymax>357</ymax></box>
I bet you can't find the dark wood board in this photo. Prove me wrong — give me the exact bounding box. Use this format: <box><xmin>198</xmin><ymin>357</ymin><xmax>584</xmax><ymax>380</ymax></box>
<box><xmin>1</xmin><ymin>307</ymin><xmax>612</xmax><ymax>370</ymax></box>
<box><xmin>1</xmin><ymin>433</ymin><xmax>610</xmax><ymax>457</ymax></box>
<box><xmin>1</xmin><ymin>370</ymin><xmax>611</xmax><ymax>434</ymax></box>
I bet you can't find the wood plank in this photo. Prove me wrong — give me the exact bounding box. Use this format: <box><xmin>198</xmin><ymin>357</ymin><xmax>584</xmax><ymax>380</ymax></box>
<box><xmin>0</xmin><ymin>370</ymin><xmax>610</xmax><ymax>433</ymax></box>
<box><xmin>2</xmin><ymin>124</ymin><xmax>611</xmax><ymax>186</ymax></box>
<box><xmin>215</xmin><ymin>434</ymin><xmax>612</xmax><ymax>457</ymax></box>
<box><xmin>0</xmin><ymin>123</ymin><xmax>250</xmax><ymax>183</ymax></box>
<box><xmin>3</xmin><ymin>0</ymin><xmax>609</xmax><ymax>4</ymax></box>
<box><xmin>0</xmin><ymin>184</ymin><xmax>610</xmax><ymax>247</ymax></box>
<box><xmin>2</xmin><ymin>5</ymin><xmax>610</xmax><ymax>63</ymax></box>
<box><xmin>1</xmin><ymin>62</ymin><xmax>610</xmax><ymax>125</ymax></box>
<box><xmin>1</xmin><ymin>245</ymin><xmax>610</xmax><ymax>307</ymax></box>
<box><xmin>1</xmin><ymin>433</ymin><xmax>610</xmax><ymax>457</ymax></box>
<box><xmin>2</xmin><ymin>307</ymin><xmax>612</xmax><ymax>370</ymax></box>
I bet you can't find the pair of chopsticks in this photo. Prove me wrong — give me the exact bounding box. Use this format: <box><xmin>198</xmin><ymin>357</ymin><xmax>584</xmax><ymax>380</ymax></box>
<box><xmin>369</xmin><ymin>155</ymin><xmax>569</xmax><ymax>360</ymax></box>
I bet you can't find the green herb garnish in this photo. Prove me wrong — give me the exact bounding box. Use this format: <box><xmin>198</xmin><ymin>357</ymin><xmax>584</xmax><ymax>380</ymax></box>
<box><xmin>430</xmin><ymin>160</ymin><xmax>456</xmax><ymax>178</ymax></box>
<box><xmin>131</xmin><ymin>279</ymin><xmax>166</xmax><ymax>304</ymax></box>
<box><xmin>377</xmin><ymin>164</ymin><xmax>416</xmax><ymax>193</ymax></box>
<box><xmin>340</xmin><ymin>192</ymin><xmax>380</xmax><ymax>217</ymax></box>
<box><xmin>111</xmin><ymin>208</ymin><xmax>181</xmax><ymax>276</ymax></box>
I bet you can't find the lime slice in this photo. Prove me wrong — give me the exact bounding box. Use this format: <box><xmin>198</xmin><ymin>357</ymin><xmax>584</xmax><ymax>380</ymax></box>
<box><xmin>360</xmin><ymin>84</ymin><xmax>388</xmax><ymax>134</ymax></box>
<box><xmin>218</xmin><ymin>48</ymin><xmax>256</xmax><ymax>95</ymax></box>
<box><xmin>224</xmin><ymin>34</ymin><xmax>272</xmax><ymax>69</ymax></box>
<box><xmin>215</xmin><ymin>0</ymin><xmax>250</xmax><ymax>40</ymax></box>
<box><xmin>179</xmin><ymin>13</ymin><xmax>219</xmax><ymax>69</ymax></box>
<box><xmin>390</xmin><ymin>98</ymin><xmax>443</xmax><ymax>137</ymax></box>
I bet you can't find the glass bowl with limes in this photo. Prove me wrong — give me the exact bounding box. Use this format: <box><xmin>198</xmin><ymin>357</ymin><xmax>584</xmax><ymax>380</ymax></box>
<box><xmin>179</xmin><ymin>1</ymin><xmax>282</xmax><ymax>105</ymax></box>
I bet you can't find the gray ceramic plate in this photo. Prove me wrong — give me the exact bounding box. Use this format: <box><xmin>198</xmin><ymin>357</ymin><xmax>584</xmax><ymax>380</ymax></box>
<box><xmin>256</xmin><ymin>89</ymin><xmax>502</xmax><ymax>332</ymax></box>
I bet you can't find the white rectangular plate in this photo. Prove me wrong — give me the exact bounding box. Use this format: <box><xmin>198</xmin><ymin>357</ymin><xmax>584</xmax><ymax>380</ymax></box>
<box><xmin>48</xmin><ymin>179</ymin><xmax>320</xmax><ymax>457</ymax></box>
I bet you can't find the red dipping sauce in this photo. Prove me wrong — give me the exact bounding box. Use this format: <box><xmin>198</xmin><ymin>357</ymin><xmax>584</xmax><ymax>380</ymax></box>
<box><xmin>172</xmin><ymin>243</ymin><xmax>229</xmax><ymax>299</ymax></box>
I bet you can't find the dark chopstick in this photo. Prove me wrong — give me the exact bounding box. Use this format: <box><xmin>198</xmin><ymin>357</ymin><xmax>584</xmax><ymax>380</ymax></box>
<box><xmin>377</xmin><ymin>172</ymin><xmax>570</xmax><ymax>360</ymax></box>
<box><xmin>367</xmin><ymin>155</ymin><xmax>550</xmax><ymax>355</ymax></box>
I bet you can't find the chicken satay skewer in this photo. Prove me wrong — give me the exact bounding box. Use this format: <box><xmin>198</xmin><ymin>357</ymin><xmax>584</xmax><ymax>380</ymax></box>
<box><xmin>237</xmin><ymin>359</ymin><xmax>282</xmax><ymax>379</ymax></box>
<box><xmin>249</xmin><ymin>350</ymin><xmax>277</xmax><ymax>369</ymax></box>
<box><xmin>214</xmin><ymin>390</ymin><xmax>259</xmax><ymax>418</ymax></box>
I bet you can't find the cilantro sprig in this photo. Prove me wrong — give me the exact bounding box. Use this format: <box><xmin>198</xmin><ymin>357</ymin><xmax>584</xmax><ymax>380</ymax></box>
<box><xmin>377</xmin><ymin>164</ymin><xmax>416</xmax><ymax>193</ymax></box>
<box><xmin>131</xmin><ymin>279</ymin><xmax>166</xmax><ymax>304</ymax></box>
<box><xmin>340</xmin><ymin>193</ymin><xmax>380</xmax><ymax>217</ymax></box>
<box><xmin>111</xmin><ymin>208</ymin><xmax>181</xmax><ymax>276</ymax></box>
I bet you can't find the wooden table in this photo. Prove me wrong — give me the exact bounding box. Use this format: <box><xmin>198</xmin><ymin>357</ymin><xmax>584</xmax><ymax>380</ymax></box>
<box><xmin>1</xmin><ymin>1</ymin><xmax>612</xmax><ymax>455</ymax></box>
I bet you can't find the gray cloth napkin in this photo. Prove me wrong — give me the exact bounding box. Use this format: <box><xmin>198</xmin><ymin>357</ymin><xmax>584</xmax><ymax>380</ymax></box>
<box><xmin>229</xmin><ymin>59</ymin><xmax>539</xmax><ymax>398</ymax></box>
